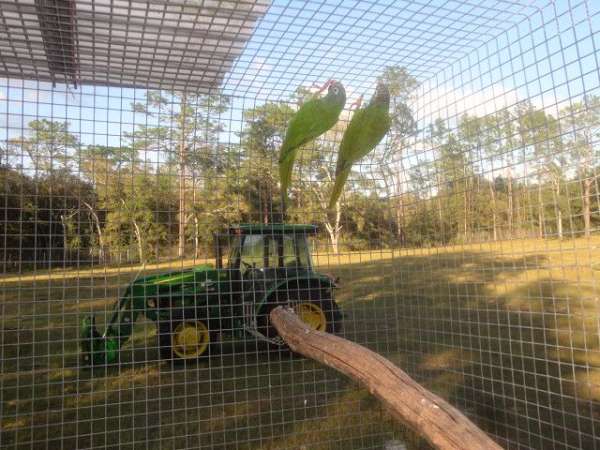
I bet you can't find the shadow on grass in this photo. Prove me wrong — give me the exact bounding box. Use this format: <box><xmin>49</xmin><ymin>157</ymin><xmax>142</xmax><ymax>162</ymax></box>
<box><xmin>327</xmin><ymin>250</ymin><xmax>600</xmax><ymax>450</ymax></box>
<box><xmin>1</xmin><ymin>317</ymin><xmax>421</xmax><ymax>449</ymax></box>
<box><xmin>2</xmin><ymin>248</ymin><xmax>599</xmax><ymax>449</ymax></box>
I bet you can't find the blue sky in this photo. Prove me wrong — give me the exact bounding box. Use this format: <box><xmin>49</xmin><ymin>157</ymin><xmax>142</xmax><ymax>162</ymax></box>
<box><xmin>0</xmin><ymin>0</ymin><xmax>599</xmax><ymax>153</ymax></box>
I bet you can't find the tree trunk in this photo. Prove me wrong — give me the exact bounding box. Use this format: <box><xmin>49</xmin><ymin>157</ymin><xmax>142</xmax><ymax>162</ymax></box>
<box><xmin>537</xmin><ymin>182</ymin><xmax>544</xmax><ymax>238</ymax></box>
<box><xmin>327</xmin><ymin>228</ymin><xmax>339</xmax><ymax>254</ymax></box>
<box><xmin>59</xmin><ymin>211</ymin><xmax>77</xmax><ymax>265</ymax></box>
<box><xmin>557</xmin><ymin>208</ymin><xmax>563</xmax><ymax>239</ymax></box>
<box><xmin>435</xmin><ymin>173</ymin><xmax>443</xmax><ymax>234</ymax></box>
<box><xmin>325</xmin><ymin>200</ymin><xmax>342</xmax><ymax>254</ymax></box>
<box><xmin>60</xmin><ymin>214</ymin><xmax>69</xmax><ymax>265</ymax></box>
<box><xmin>132</xmin><ymin>219</ymin><xmax>144</xmax><ymax>263</ymax></box>
<box><xmin>552</xmin><ymin>180</ymin><xmax>563</xmax><ymax>239</ymax></box>
<box><xmin>393</xmin><ymin>167</ymin><xmax>405</xmax><ymax>245</ymax></box>
<box><xmin>83</xmin><ymin>201</ymin><xmax>105</xmax><ymax>263</ymax></box>
<box><xmin>395</xmin><ymin>197</ymin><xmax>405</xmax><ymax>246</ymax></box>
<box><xmin>193</xmin><ymin>214</ymin><xmax>200</xmax><ymax>259</ymax></box>
<box><xmin>489</xmin><ymin>182</ymin><xmax>497</xmax><ymax>241</ymax></box>
<box><xmin>177</xmin><ymin>93</ymin><xmax>188</xmax><ymax>259</ymax></box>
<box><xmin>582</xmin><ymin>177</ymin><xmax>592</xmax><ymax>237</ymax></box>
<box><xmin>263</xmin><ymin>201</ymin><xmax>269</xmax><ymax>225</ymax></box>
<box><xmin>515</xmin><ymin>186</ymin><xmax>523</xmax><ymax>236</ymax></box>
<box><xmin>270</xmin><ymin>307</ymin><xmax>502</xmax><ymax>450</ymax></box>
<box><xmin>507</xmin><ymin>169</ymin><xmax>514</xmax><ymax>237</ymax></box>
<box><xmin>463</xmin><ymin>188</ymin><xmax>468</xmax><ymax>242</ymax></box>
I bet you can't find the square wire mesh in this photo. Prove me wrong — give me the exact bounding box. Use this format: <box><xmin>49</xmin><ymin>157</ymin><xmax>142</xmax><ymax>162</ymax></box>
<box><xmin>1</xmin><ymin>1</ymin><xmax>600</xmax><ymax>449</ymax></box>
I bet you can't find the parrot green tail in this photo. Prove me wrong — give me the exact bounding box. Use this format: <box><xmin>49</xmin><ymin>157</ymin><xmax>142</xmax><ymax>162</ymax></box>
<box><xmin>328</xmin><ymin>167</ymin><xmax>351</xmax><ymax>210</ymax></box>
<box><xmin>279</xmin><ymin>156</ymin><xmax>293</xmax><ymax>208</ymax></box>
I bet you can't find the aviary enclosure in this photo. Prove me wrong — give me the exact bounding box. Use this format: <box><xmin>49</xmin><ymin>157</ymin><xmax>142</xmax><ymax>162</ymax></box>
<box><xmin>1</xmin><ymin>0</ymin><xmax>599</xmax><ymax>449</ymax></box>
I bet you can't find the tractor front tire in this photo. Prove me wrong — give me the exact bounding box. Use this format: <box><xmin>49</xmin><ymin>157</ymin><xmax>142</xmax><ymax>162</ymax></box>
<box><xmin>158</xmin><ymin>317</ymin><xmax>214</xmax><ymax>362</ymax></box>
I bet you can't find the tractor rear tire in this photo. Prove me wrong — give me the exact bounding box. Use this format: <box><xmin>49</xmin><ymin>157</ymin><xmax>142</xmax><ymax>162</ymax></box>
<box><xmin>258</xmin><ymin>288</ymin><xmax>342</xmax><ymax>341</ymax></box>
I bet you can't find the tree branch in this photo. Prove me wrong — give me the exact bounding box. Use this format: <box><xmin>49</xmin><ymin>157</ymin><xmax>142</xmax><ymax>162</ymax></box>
<box><xmin>270</xmin><ymin>307</ymin><xmax>502</xmax><ymax>450</ymax></box>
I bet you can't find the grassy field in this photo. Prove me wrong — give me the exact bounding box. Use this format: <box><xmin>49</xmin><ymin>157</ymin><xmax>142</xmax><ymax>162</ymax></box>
<box><xmin>2</xmin><ymin>237</ymin><xmax>600</xmax><ymax>449</ymax></box>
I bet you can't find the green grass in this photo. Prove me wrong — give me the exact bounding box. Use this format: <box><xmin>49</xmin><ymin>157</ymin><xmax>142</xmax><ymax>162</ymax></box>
<box><xmin>3</xmin><ymin>237</ymin><xmax>600</xmax><ymax>449</ymax></box>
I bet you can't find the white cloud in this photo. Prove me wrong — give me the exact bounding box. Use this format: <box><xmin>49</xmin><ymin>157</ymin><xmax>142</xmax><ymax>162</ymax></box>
<box><xmin>413</xmin><ymin>81</ymin><xmax>556</xmax><ymax>123</ymax></box>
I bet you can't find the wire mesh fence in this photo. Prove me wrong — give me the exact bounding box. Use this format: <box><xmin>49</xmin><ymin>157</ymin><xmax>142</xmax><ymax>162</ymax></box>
<box><xmin>1</xmin><ymin>0</ymin><xmax>600</xmax><ymax>449</ymax></box>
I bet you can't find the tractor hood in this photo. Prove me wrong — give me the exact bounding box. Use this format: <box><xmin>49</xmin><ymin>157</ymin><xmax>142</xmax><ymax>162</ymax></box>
<box><xmin>80</xmin><ymin>264</ymin><xmax>226</xmax><ymax>367</ymax></box>
<box><xmin>129</xmin><ymin>264</ymin><xmax>227</xmax><ymax>297</ymax></box>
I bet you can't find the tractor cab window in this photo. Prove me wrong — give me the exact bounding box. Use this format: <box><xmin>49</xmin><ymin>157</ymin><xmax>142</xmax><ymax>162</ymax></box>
<box><xmin>231</xmin><ymin>232</ymin><xmax>313</xmax><ymax>272</ymax></box>
<box><xmin>282</xmin><ymin>234</ymin><xmax>312</xmax><ymax>268</ymax></box>
<box><xmin>282</xmin><ymin>236</ymin><xmax>297</xmax><ymax>267</ymax></box>
<box><xmin>226</xmin><ymin>235</ymin><xmax>242</xmax><ymax>269</ymax></box>
<box><xmin>296</xmin><ymin>235</ymin><xmax>313</xmax><ymax>268</ymax></box>
<box><xmin>240</xmin><ymin>235</ymin><xmax>265</xmax><ymax>270</ymax></box>
<box><xmin>267</xmin><ymin>236</ymin><xmax>279</xmax><ymax>268</ymax></box>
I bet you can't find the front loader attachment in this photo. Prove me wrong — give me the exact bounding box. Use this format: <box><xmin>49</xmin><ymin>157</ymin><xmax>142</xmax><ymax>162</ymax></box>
<box><xmin>80</xmin><ymin>315</ymin><xmax>119</xmax><ymax>366</ymax></box>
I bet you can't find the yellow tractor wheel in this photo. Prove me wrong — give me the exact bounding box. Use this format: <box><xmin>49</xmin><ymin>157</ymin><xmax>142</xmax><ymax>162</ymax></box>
<box><xmin>293</xmin><ymin>302</ymin><xmax>328</xmax><ymax>332</ymax></box>
<box><xmin>170</xmin><ymin>320</ymin><xmax>210</xmax><ymax>359</ymax></box>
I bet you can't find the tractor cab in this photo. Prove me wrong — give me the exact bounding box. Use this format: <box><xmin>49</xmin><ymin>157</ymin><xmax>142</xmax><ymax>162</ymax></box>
<box><xmin>216</xmin><ymin>224</ymin><xmax>316</xmax><ymax>275</ymax></box>
<box><xmin>215</xmin><ymin>224</ymin><xmax>319</xmax><ymax>309</ymax></box>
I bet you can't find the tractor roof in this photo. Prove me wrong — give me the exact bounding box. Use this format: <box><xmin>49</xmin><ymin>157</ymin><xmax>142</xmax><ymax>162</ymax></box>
<box><xmin>228</xmin><ymin>223</ymin><xmax>317</xmax><ymax>235</ymax></box>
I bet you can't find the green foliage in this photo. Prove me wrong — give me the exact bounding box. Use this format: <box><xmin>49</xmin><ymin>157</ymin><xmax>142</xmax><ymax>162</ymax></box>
<box><xmin>379</xmin><ymin>66</ymin><xmax>417</xmax><ymax>139</ymax></box>
<box><xmin>239</xmin><ymin>102</ymin><xmax>294</xmax><ymax>222</ymax></box>
<box><xmin>0</xmin><ymin>165</ymin><xmax>96</xmax><ymax>270</ymax></box>
<box><xmin>103</xmin><ymin>170</ymin><xmax>177</xmax><ymax>262</ymax></box>
<box><xmin>8</xmin><ymin>119</ymin><xmax>79</xmax><ymax>174</ymax></box>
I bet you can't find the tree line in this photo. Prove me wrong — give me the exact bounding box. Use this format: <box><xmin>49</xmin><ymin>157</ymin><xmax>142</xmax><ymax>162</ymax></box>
<box><xmin>1</xmin><ymin>67</ymin><xmax>599</xmax><ymax>270</ymax></box>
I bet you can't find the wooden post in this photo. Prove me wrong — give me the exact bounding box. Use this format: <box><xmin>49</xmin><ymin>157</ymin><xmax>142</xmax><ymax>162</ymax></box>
<box><xmin>269</xmin><ymin>307</ymin><xmax>503</xmax><ymax>450</ymax></box>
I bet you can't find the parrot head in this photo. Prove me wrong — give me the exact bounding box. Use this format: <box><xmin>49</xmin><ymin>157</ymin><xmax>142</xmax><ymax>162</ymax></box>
<box><xmin>319</xmin><ymin>79</ymin><xmax>346</xmax><ymax>106</ymax></box>
<box><xmin>371</xmin><ymin>82</ymin><xmax>390</xmax><ymax>106</ymax></box>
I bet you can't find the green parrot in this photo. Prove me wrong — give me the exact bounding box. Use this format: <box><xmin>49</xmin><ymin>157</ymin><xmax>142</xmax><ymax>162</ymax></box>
<box><xmin>328</xmin><ymin>82</ymin><xmax>391</xmax><ymax>209</ymax></box>
<box><xmin>279</xmin><ymin>80</ymin><xmax>346</xmax><ymax>207</ymax></box>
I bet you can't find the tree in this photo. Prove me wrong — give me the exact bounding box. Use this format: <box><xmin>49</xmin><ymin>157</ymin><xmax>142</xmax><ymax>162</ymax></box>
<box><xmin>0</xmin><ymin>165</ymin><xmax>96</xmax><ymax>269</ymax></box>
<box><xmin>516</xmin><ymin>103</ymin><xmax>562</xmax><ymax>238</ymax></box>
<box><xmin>80</xmin><ymin>143</ymin><xmax>179</xmax><ymax>263</ymax></box>
<box><xmin>4</xmin><ymin>120</ymin><xmax>95</xmax><ymax>268</ymax></box>
<box><xmin>294</xmin><ymin>133</ymin><xmax>344</xmax><ymax>253</ymax></box>
<box><xmin>102</xmin><ymin>169</ymin><xmax>176</xmax><ymax>263</ymax></box>
<box><xmin>239</xmin><ymin>101</ymin><xmax>293</xmax><ymax>223</ymax></box>
<box><xmin>459</xmin><ymin>114</ymin><xmax>497</xmax><ymax>239</ymax></box>
<box><xmin>79</xmin><ymin>145</ymin><xmax>138</xmax><ymax>263</ymax></box>
<box><xmin>129</xmin><ymin>91</ymin><xmax>229</xmax><ymax>258</ymax></box>
<box><xmin>562</xmin><ymin>95</ymin><xmax>600</xmax><ymax>237</ymax></box>
<box><xmin>422</xmin><ymin>119</ymin><xmax>473</xmax><ymax>242</ymax></box>
<box><xmin>377</xmin><ymin>66</ymin><xmax>417</xmax><ymax>243</ymax></box>
<box><xmin>482</xmin><ymin>109</ymin><xmax>519</xmax><ymax>237</ymax></box>
<box><xmin>8</xmin><ymin>119</ymin><xmax>78</xmax><ymax>175</ymax></box>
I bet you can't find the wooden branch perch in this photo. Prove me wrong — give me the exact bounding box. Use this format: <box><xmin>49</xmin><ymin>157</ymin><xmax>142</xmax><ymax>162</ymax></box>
<box><xmin>269</xmin><ymin>307</ymin><xmax>502</xmax><ymax>450</ymax></box>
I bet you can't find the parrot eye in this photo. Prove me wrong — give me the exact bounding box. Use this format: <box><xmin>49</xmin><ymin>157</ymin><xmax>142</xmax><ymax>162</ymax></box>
<box><xmin>333</xmin><ymin>87</ymin><xmax>339</xmax><ymax>95</ymax></box>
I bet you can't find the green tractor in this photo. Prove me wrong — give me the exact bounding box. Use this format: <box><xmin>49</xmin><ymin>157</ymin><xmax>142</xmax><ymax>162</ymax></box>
<box><xmin>81</xmin><ymin>224</ymin><xmax>342</xmax><ymax>365</ymax></box>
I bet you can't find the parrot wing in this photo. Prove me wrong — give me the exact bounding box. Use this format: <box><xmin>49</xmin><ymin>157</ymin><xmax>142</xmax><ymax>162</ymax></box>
<box><xmin>328</xmin><ymin>165</ymin><xmax>352</xmax><ymax>210</ymax></box>
<box><xmin>329</xmin><ymin>104</ymin><xmax>391</xmax><ymax>208</ymax></box>
<box><xmin>279</xmin><ymin>96</ymin><xmax>344</xmax><ymax>202</ymax></box>
<box><xmin>339</xmin><ymin>104</ymin><xmax>391</xmax><ymax>167</ymax></box>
